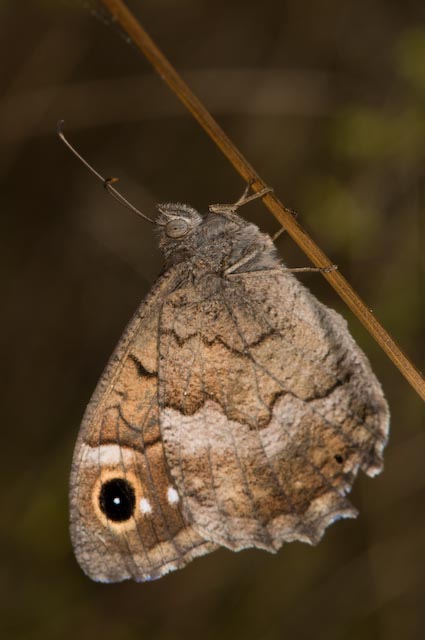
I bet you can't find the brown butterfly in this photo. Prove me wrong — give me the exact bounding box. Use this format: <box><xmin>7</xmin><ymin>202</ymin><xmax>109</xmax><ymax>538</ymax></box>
<box><xmin>62</xmin><ymin>129</ymin><xmax>389</xmax><ymax>583</ymax></box>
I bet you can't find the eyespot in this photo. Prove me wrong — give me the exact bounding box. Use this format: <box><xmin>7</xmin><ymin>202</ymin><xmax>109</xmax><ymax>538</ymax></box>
<box><xmin>99</xmin><ymin>478</ymin><xmax>136</xmax><ymax>522</ymax></box>
<box><xmin>334</xmin><ymin>454</ymin><xmax>344</xmax><ymax>464</ymax></box>
<box><xmin>165</xmin><ymin>218</ymin><xmax>189</xmax><ymax>238</ymax></box>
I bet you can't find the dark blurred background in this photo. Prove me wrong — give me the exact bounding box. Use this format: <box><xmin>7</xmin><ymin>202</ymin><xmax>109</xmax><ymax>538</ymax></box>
<box><xmin>1</xmin><ymin>1</ymin><xmax>424</xmax><ymax>638</ymax></box>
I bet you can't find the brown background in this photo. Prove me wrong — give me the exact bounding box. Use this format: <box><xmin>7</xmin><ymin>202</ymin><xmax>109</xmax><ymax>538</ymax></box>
<box><xmin>1</xmin><ymin>1</ymin><xmax>424</xmax><ymax>639</ymax></box>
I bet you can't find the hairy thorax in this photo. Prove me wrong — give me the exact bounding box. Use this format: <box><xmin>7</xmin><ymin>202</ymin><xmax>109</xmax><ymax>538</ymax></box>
<box><xmin>164</xmin><ymin>213</ymin><xmax>279</xmax><ymax>276</ymax></box>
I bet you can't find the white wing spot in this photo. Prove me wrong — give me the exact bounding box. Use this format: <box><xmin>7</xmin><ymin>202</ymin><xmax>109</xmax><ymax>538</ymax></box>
<box><xmin>139</xmin><ymin>497</ymin><xmax>152</xmax><ymax>514</ymax></box>
<box><xmin>167</xmin><ymin>486</ymin><xmax>179</xmax><ymax>505</ymax></box>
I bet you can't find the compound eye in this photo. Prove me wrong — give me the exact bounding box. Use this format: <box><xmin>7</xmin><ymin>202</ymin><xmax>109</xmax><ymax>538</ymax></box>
<box><xmin>99</xmin><ymin>478</ymin><xmax>136</xmax><ymax>522</ymax></box>
<box><xmin>165</xmin><ymin>218</ymin><xmax>189</xmax><ymax>238</ymax></box>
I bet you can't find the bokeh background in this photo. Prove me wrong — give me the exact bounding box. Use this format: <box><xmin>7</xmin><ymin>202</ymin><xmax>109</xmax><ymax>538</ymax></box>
<box><xmin>1</xmin><ymin>1</ymin><xmax>424</xmax><ymax>638</ymax></box>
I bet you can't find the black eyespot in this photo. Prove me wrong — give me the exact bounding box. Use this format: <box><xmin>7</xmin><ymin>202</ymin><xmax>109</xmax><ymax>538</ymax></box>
<box><xmin>99</xmin><ymin>478</ymin><xmax>136</xmax><ymax>522</ymax></box>
<box><xmin>334</xmin><ymin>454</ymin><xmax>344</xmax><ymax>464</ymax></box>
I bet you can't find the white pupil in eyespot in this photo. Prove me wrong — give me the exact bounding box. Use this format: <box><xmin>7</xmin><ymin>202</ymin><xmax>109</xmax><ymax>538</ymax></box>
<box><xmin>113</xmin><ymin>497</ymin><xmax>121</xmax><ymax>505</ymax></box>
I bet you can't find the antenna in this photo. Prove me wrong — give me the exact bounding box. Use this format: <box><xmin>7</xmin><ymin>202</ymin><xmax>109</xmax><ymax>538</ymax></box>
<box><xmin>57</xmin><ymin>120</ymin><xmax>155</xmax><ymax>225</ymax></box>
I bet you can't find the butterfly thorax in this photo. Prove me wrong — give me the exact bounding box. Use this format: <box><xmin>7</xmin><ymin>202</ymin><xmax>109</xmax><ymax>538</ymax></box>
<box><xmin>157</xmin><ymin>203</ymin><xmax>278</xmax><ymax>275</ymax></box>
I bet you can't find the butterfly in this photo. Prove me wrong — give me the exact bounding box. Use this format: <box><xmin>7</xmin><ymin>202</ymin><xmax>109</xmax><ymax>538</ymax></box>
<box><xmin>69</xmin><ymin>184</ymin><xmax>389</xmax><ymax>583</ymax></box>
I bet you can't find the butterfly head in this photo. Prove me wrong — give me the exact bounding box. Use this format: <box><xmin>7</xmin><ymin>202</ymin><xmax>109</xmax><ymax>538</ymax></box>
<box><xmin>156</xmin><ymin>203</ymin><xmax>202</xmax><ymax>236</ymax></box>
<box><xmin>156</xmin><ymin>202</ymin><xmax>204</xmax><ymax>262</ymax></box>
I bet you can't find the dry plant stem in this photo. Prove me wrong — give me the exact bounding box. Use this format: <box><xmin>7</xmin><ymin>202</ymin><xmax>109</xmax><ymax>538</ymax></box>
<box><xmin>99</xmin><ymin>0</ymin><xmax>425</xmax><ymax>402</ymax></box>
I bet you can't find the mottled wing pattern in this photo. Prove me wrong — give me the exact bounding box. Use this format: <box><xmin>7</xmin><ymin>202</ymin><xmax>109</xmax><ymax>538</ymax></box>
<box><xmin>70</xmin><ymin>267</ymin><xmax>217</xmax><ymax>582</ymax></box>
<box><xmin>158</xmin><ymin>268</ymin><xmax>389</xmax><ymax>551</ymax></box>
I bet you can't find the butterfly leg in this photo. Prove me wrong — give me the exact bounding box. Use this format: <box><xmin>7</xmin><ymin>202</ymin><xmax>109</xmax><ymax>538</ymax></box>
<box><xmin>272</xmin><ymin>208</ymin><xmax>299</xmax><ymax>242</ymax></box>
<box><xmin>284</xmin><ymin>265</ymin><xmax>338</xmax><ymax>274</ymax></box>
<box><xmin>224</xmin><ymin>249</ymin><xmax>262</xmax><ymax>275</ymax></box>
<box><xmin>209</xmin><ymin>180</ymin><xmax>273</xmax><ymax>215</ymax></box>
<box><xmin>224</xmin><ymin>249</ymin><xmax>327</xmax><ymax>277</ymax></box>
<box><xmin>225</xmin><ymin>261</ymin><xmax>338</xmax><ymax>278</ymax></box>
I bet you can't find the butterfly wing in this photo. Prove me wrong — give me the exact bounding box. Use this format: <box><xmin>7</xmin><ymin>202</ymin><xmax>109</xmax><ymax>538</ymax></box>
<box><xmin>158</xmin><ymin>268</ymin><xmax>389</xmax><ymax>551</ymax></box>
<box><xmin>70</xmin><ymin>266</ymin><xmax>217</xmax><ymax>582</ymax></box>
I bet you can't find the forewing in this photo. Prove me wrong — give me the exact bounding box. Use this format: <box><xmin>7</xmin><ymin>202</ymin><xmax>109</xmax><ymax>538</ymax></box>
<box><xmin>70</xmin><ymin>267</ymin><xmax>216</xmax><ymax>582</ymax></box>
<box><xmin>158</xmin><ymin>269</ymin><xmax>389</xmax><ymax>551</ymax></box>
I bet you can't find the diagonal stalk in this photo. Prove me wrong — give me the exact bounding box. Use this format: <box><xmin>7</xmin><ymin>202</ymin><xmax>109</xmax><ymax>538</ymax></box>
<box><xmin>98</xmin><ymin>0</ymin><xmax>424</xmax><ymax>401</ymax></box>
